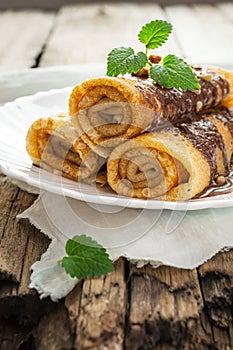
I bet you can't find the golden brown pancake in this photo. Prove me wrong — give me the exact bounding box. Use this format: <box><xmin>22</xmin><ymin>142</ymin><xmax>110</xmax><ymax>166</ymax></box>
<box><xmin>107</xmin><ymin>108</ymin><xmax>233</xmax><ymax>201</ymax></box>
<box><xmin>69</xmin><ymin>67</ymin><xmax>231</xmax><ymax>157</ymax></box>
<box><xmin>26</xmin><ymin>113</ymin><xmax>106</xmax><ymax>185</ymax></box>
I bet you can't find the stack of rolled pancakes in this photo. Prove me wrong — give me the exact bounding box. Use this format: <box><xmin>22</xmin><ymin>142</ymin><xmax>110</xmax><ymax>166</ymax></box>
<box><xmin>26</xmin><ymin>66</ymin><xmax>233</xmax><ymax>201</ymax></box>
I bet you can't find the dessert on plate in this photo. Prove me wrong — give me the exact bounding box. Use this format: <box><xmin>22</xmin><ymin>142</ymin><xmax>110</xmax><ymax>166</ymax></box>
<box><xmin>26</xmin><ymin>67</ymin><xmax>233</xmax><ymax>201</ymax></box>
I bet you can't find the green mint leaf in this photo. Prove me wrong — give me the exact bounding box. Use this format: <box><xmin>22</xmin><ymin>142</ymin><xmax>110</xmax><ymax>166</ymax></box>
<box><xmin>107</xmin><ymin>47</ymin><xmax>148</xmax><ymax>76</ymax></box>
<box><xmin>60</xmin><ymin>235</ymin><xmax>114</xmax><ymax>279</ymax></box>
<box><xmin>149</xmin><ymin>54</ymin><xmax>200</xmax><ymax>91</ymax></box>
<box><xmin>138</xmin><ymin>20</ymin><xmax>172</xmax><ymax>49</ymax></box>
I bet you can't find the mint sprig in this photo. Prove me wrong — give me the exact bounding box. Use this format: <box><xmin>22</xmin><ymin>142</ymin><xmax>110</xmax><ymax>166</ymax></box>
<box><xmin>60</xmin><ymin>235</ymin><xmax>114</xmax><ymax>279</ymax></box>
<box><xmin>150</xmin><ymin>55</ymin><xmax>200</xmax><ymax>91</ymax></box>
<box><xmin>106</xmin><ymin>19</ymin><xmax>200</xmax><ymax>92</ymax></box>
<box><xmin>138</xmin><ymin>20</ymin><xmax>172</xmax><ymax>49</ymax></box>
<box><xmin>107</xmin><ymin>47</ymin><xmax>148</xmax><ymax>76</ymax></box>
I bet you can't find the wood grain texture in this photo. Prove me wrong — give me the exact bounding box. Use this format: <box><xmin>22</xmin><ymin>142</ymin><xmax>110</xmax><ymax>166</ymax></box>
<box><xmin>39</xmin><ymin>3</ymin><xmax>182</xmax><ymax>67</ymax></box>
<box><xmin>165</xmin><ymin>3</ymin><xmax>233</xmax><ymax>65</ymax></box>
<box><xmin>125</xmin><ymin>265</ymin><xmax>204</xmax><ymax>349</ymax></box>
<box><xmin>0</xmin><ymin>0</ymin><xmax>229</xmax><ymax>11</ymax></box>
<box><xmin>0</xmin><ymin>319</ymin><xmax>33</xmax><ymax>350</ymax></box>
<box><xmin>32</xmin><ymin>303</ymin><xmax>74</xmax><ymax>350</ymax></box>
<box><xmin>198</xmin><ymin>251</ymin><xmax>233</xmax><ymax>331</ymax></box>
<box><xmin>0</xmin><ymin>10</ymin><xmax>55</xmax><ymax>71</ymax></box>
<box><xmin>0</xmin><ymin>4</ymin><xmax>233</xmax><ymax>349</ymax></box>
<box><xmin>0</xmin><ymin>179</ymin><xmax>47</xmax><ymax>284</ymax></box>
<box><xmin>123</xmin><ymin>256</ymin><xmax>233</xmax><ymax>349</ymax></box>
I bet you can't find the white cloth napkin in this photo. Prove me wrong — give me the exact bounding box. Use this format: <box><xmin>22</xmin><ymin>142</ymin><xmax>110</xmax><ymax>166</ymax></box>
<box><xmin>17</xmin><ymin>188</ymin><xmax>233</xmax><ymax>301</ymax></box>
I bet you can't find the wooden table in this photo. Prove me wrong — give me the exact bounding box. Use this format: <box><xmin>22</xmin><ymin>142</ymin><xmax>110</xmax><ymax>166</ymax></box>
<box><xmin>0</xmin><ymin>3</ymin><xmax>233</xmax><ymax>349</ymax></box>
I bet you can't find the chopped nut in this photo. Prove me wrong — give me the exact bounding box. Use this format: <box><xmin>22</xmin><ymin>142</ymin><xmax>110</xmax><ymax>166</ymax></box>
<box><xmin>149</xmin><ymin>55</ymin><xmax>162</xmax><ymax>64</ymax></box>
<box><xmin>216</xmin><ymin>175</ymin><xmax>227</xmax><ymax>185</ymax></box>
<box><xmin>201</xmin><ymin>74</ymin><xmax>213</xmax><ymax>82</ymax></box>
<box><xmin>132</xmin><ymin>67</ymin><xmax>149</xmax><ymax>78</ymax></box>
<box><xmin>192</xmin><ymin>65</ymin><xmax>202</xmax><ymax>70</ymax></box>
<box><xmin>196</xmin><ymin>101</ymin><xmax>203</xmax><ymax>112</ymax></box>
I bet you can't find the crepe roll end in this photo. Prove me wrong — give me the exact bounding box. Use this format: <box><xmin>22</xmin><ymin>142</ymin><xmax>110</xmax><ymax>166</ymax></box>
<box><xmin>26</xmin><ymin>114</ymin><xmax>104</xmax><ymax>182</ymax></box>
<box><xmin>107</xmin><ymin>130</ymin><xmax>213</xmax><ymax>201</ymax></box>
<box><xmin>211</xmin><ymin>67</ymin><xmax>233</xmax><ymax>107</ymax></box>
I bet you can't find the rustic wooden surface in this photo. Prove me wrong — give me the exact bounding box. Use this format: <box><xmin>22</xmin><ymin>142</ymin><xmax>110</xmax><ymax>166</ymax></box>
<box><xmin>0</xmin><ymin>3</ymin><xmax>233</xmax><ymax>349</ymax></box>
<box><xmin>0</xmin><ymin>0</ymin><xmax>230</xmax><ymax>11</ymax></box>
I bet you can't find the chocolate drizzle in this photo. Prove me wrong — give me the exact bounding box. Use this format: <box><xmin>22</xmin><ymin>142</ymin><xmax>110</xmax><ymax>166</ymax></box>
<box><xmin>203</xmin><ymin>107</ymin><xmax>233</xmax><ymax>138</ymax></box>
<box><xmin>154</xmin><ymin>107</ymin><xmax>233</xmax><ymax>198</ymax></box>
<box><xmin>176</xmin><ymin>107</ymin><xmax>233</xmax><ymax>198</ymax></box>
<box><xmin>200</xmin><ymin>107</ymin><xmax>233</xmax><ymax>173</ymax></box>
<box><xmin>133</xmin><ymin>66</ymin><xmax>229</xmax><ymax>126</ymax></box>
<box><xmin>177</xmin><ymin>119</ymin><xmax>221</xmax><ymax>178</ymax></box>
<box><xmin>194</xmin><ymin>170</ymin><xmax>233</xmax><ymax>199</ymax></box>
<box><xmin>131</xmin><ymin>67</ymin><xmax>232</xmax><ymax>200</ymax></box>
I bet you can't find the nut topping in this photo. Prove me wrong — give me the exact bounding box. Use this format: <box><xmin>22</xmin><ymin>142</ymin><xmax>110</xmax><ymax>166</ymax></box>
<box><xmin>216</xmin><ymin>175</ymin><xmax>227</xmax><ymax>185</ymax></box>
<box><xmin>201</xmin><ymin>74</ymin><xmax>213</xmax><ymax>82</ymax></box>
<box><xmin>149</xmin><ymin>55</ymin><xmax>162</xmax><ymax>64</ymax></box>
<box><xmin>196</xmin><ymin>101</ymin><xmax>203</xmax><ymax>112</ymax></box>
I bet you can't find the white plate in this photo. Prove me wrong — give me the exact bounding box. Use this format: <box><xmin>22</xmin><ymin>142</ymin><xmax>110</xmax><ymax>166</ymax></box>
<box><xmin>1</xmin><ymin>66</ymin><xmax>233</xmax><ymax>211</ymax></box>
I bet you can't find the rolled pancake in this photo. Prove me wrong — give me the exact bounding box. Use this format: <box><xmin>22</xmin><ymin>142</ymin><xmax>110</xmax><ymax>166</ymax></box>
<box><xmin>201</xmin><ymin>107</ymin><xmax>233</xmax><ymax>175</ymax></box>
<box><xmin>26</xmin><ymin>114</ymin><xmax>105</xmax><ymax>184</ymax></box>
<box><xmin>107</xmin><ymin>108</ymin><xmax>233</xmax><ymax>201</ymax></box>
<box><xmin>211</xmin><ymin>66</ymin><xmax>233</xmax><ymax>107</ymax></box>
<box><xmin>69</xmin><ymin>66</ymin><xmax>231</xmax><ymax>157</ymax></box>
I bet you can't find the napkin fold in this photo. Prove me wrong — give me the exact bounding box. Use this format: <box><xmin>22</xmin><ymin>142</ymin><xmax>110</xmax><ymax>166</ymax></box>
<box><xmin>17</xmin><ymin>189</ymin><xmax>233</xmax><ymax>301</ymax></box>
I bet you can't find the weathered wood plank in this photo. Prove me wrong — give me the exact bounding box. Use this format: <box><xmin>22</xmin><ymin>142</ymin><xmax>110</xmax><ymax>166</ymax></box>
<box><xmin>40</xmin><ymin>3</ymin><xmax>182</xmax><ymax>67</ymax></box>
<box><xmin>0</xmin><ymin>180</ymin><xmax>50</xmax><ymax>284</ymax></box>
<box><xmin>71</xmin><ymin>258</ymin><xmax>126</xmax><ymax>350</ymax></box>
<box><xmin>17</xmin><ymin>217</ymin><xmax>52</xmax><ymax>296</ymax></box>
<box><xmin>64</xmin><ymin>279</ymin><xmax>82</xmax><ymax>335</ymax></box>
<box><xmin>0</xmin><ymin>319</ymin><xmax>33</xmax><ymax>350</ymax></box>
<box><xmin>0</xmin><ymin>8</ymin><xmax>71</xmax><ymax>349</ymax></box>
<box><xmin>0</xmin><ymin>179</ymin><xmax>56</xmax><ymax>326</ymax></box>
<box><xmin>0</xmin><ymin>10</ymin><xmax>55</xmax><ymax>71</ymax></box>
<box><xmin>32</xmin><ymin>303</ymin><xmax>74</xmax><ymax>350</ymax></box>
<box><xmin>0</xmin><ymin>5</ymin><xmax>233</xmax><ymax>350</ymax></box>
<box><xmin>125</xmin><ymin>260</ymin><xmax>233</xmax><ymax>349</ymax></box>
<box><xmin>0</xmin><ymin>0</ymin><xmax>229</xmax><ymax>11</ymax></box>
<box><xmin>165</xmin><ymin>4</ymin><xmax>233</xmax><ymax>66</ymax></box>
<box><xmin>0</xmin><ymin>180</ymin><xmax>28</xmax><ymax>281</ymax></box>
<box><xmin>198</xmin><ymin>250</ymin><xmax>233</xmax><ymax>348</ymax></box>
<box><xmin>0</xmin><ymin>5</ymin><xmax>55</xmax><ymax>297</ymax></box>
<box><xmin>125</xmin><ymin>265</ymin><xmax>208</xmax><ymax>349</ymax></box>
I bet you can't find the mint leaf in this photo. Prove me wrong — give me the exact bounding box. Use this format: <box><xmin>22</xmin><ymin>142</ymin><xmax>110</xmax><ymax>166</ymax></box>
<box><xmin>106</xmin><ymin>21</ymin><xmax>200</xmax><ymax>92</ymax></box>
<box><xmin>150</xmin><ymin>54</ymin><xmax>200</xmax><ymax>91</ymax></box>
<box><xmin>107</xmin><ymin>47</ymin><xmax>148</xmax><ymax>76</ymax></box>
<box><xmin>60</xmin><ymin>235</ymin><xmax>114</xmax><ymax>279</ymax></box>
<box><xmin>138</xmin><ymin>20</ymin><xmax>172</xmax><ymax>49</ymax></box>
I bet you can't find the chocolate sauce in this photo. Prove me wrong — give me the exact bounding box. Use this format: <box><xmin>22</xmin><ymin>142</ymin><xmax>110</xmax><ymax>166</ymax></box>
<box><xmin>129</xmin><ymin>69</ymin><xmax>232</xmax><ymax>200</ymax></box>
<box><xmin>132</xmin><ymin>67</ymin><xmax>229</xmax><ymax>125</ymax></box>
<box><xmin>199</xmin><ymin>107</ymin><xmax>233</xmax><ymax>173</ymax></box>
<box><xmin>166</xmin><ymin>108</ymin><xmax>231</xmax><ymax>178</ymax></box>
<box><xmin>177</xmin><ymin>119</ymin><xmax>221</xmax><ymax>178</ymax></box>
<box><xmin>194</xmin><ymin>170</ymin><xmax>233</xmax><ymax>199</ymax></box>
<box><xmin>151</xmin><ymin>108</ymin><xmax>232</xmax><ymax>193</ymax></box>
<box><xmin>202</xmin><ymin>107</ymin><xmax>233</xmax><ymax>138</ymax></box>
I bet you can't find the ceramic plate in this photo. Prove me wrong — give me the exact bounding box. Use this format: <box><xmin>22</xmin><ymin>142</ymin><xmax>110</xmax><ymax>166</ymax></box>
<box><xmin>1</xmin><ymin>66</ymin><xmax>233</xmax><ymax>210</ymax></box>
